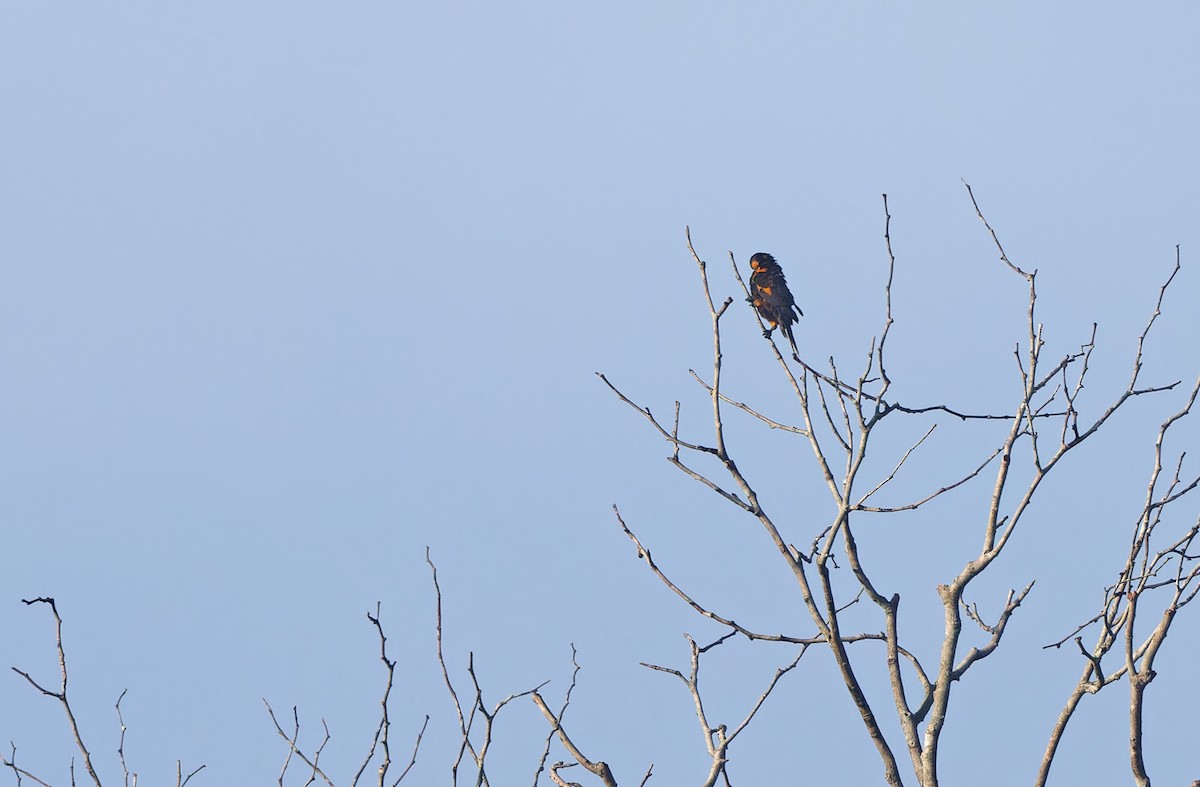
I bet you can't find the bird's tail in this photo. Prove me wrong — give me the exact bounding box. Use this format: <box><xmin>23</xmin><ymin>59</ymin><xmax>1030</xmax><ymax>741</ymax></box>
<box><xmin>782</xmin><ymin>323</ymin><xmax>799</xmax><ymax>358</ymax></box>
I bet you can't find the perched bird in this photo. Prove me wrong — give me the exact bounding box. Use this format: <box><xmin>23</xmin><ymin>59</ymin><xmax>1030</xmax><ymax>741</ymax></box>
<box><xmin>748</xmin><ymin>252</ymin><xmax>803</xmax><ymax>356</ymax></box>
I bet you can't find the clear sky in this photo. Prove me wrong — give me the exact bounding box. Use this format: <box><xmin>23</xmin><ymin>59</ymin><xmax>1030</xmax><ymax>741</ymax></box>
<box><xmin>2</xmin><ymin>3</ymin><xmax>1198</xmax><ymax>785</ymax></box>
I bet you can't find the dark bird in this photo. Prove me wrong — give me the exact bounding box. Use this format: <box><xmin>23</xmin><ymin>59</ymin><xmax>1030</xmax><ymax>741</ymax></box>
<box><xmin>748</xmin><ymin>252</ymin><xmax>803</xmax><ymax>357</ymax></box>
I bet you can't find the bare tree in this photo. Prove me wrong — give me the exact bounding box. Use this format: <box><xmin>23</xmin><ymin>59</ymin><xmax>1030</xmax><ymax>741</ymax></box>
<box><xmin>7</xmin><ymin>190</ymin><xmax>1196</xmax><ymax>787</ymax></box>
<box><xmin>597</xmin><ymin>186</ymin><xmax>1196</xmax><ymax>786</ymax></box>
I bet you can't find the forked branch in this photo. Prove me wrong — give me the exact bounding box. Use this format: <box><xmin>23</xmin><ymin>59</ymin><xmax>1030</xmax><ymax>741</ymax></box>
<box><xmin>641</xmin><ymin>633</ymin><xmax>805</xmax><ymax>787</ymax></box>
<box><xmin>8</xmin><ymin>598</ymin><xmax>105</xmax><ymax>787</ymax></box>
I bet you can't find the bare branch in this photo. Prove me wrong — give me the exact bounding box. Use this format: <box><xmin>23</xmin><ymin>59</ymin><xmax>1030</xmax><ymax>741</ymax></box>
<box><xmin>858</xmin><ymin>445</ymin><xmax>1002</xmax><ymax>514</ymax></box>
<box><xmin>596</xmin><ymin>372</ymin><xmax>719</xmax><ymax>457</ymax></box>
<box><xmin>262</xmin><ymin>700</ymin><xmax>335</xmax><ymax>787</ymax></box>
<box><xmin>615</xmin><ymin>506</ymin><xmax>813</xmax><ymax>644</ymax></box>
<box><xmin>964</xmin><ymin>180</ymin><xmax>1030</xmax><ymax>278</ymax></box>
<box><xmin>689</xmin><ymin>370</ymin><xmax>807</xmax><ymax>434</ymax></box>
<box><xmin>877</xmin><ymin>194</ymin><xmax>897</xmax><ymax>388</ymax></box>
<box><xmin>532</xmin><ymin>646</ymin><xmax>583</xmax><ymax>787</ymax></box>
<box><xmin>351</xmin><ymin>603</ymin><xmax>426</xmax><ymax>787</ymax></box>
<box><xmin>427</xmin><ymin>548</ymin><xmax>480</xmax><ymax>783</ymax></box>
<box><xmin>114</xmin><ymin>689</ymin><xmax>137</xmax><ymax>787</ymax></box>
<box><xmin>3</xmin><ymin>744</ymin><xmax>54</xmax><ymax>787</ymax></box>
<box><xmin>643</xmin><ymin>634</ymin><xmax>804</xmax><ymax>787</ymax></box>
<box><xmin>392</xmin><ymin>716</ymin><xmax>429</xmax><ymax>787</ymax></box>
<box><xmin>531</xmin><ymin>693</ymin><xmax>617</xmax><ymax>787</ymax></box>
<box><xmin>951</xmin><ymin>583</ymin><xmax>1035</xmax><ymax>679</ymax></box>
<box><xmin>178</xmin><ymin>763</ymin><xmax>205</xmax><ymax>787</ymax></box>
<box><xmin>11</xmin><ymin>598</ymin><xmax>103</xmax><ymax>787</ymax></box>
<box><xmin>723</xmin><ymin>647</ymin><xmax>807</xmax><ymax>744</ymax></box>
<box><xmin>854</xmin><ymin>424</ymin><xmax>937</xmax><ymax>506</ymax></box>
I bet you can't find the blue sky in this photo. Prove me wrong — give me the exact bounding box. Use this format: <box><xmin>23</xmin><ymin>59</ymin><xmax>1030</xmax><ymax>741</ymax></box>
<box><xmin>2</xmin><ymin>4</ymin><xmax>1198</xmax><ymax>785</ymax></box>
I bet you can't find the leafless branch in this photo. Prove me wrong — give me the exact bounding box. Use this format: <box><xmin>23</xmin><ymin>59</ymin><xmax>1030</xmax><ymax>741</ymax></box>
<box><xmin>9</xmin><ymin>598</ymin><xmax>103</xmax><ymax>787</ymax></box>
<box><xmin>3</xmin><ymin>744</ymin><xmax>53</xmax><ymax>787</ymax></box>
<box><xmin>531</xmin><ymin>692</ymin><xmax>617</xmax><ymax>787</ymax></box>
<box><xmin>262</xmin><ymin>701</ymin><xmax>335</xmax><ymax>787</ymax></box>
<box><xmin>688</xmin><ymin>370</ymin><xmax>807</xmax><ymax>434</ymax></box>
<box><xmin>429</xmin><ymin>548</ymin><xmax>549</xmax><ymax>786</ymax></box>
<box><xmin>391</xmin><ymin>717</ymin><xmax>428</xmax><ymax>787</ymax></box>
<box><xmin>858</xmin><ymin>445</ymin><xmax>1003</xmax><ymax>513</ymax></box>
<box><xmin>854</xmin><ymin>424</ymin><xmax>937</xmax><ymax>506</ymax></box>
<box><xmin>350</xmin><ymin>603</ymin><xmax>426</xmax><ymax>787</ymax></box>
<box><xmin>950</xmin><ymin>583</ymin><xmax>1035</xmax><ymax>679</ymax></box>
<box><xmin>642</xmin><ymin>634</ymin><xmax>804</xmax><ymax>787</ymax></box>
<box><xmin>177</xmin><ymin>762</ymin><xmax>205</xmax><ymax>787</ymax></box>
<box><xmin>532</xmin><ymin>646</ymin><xmax>586</xmax><ymax>787</ymax></box>
<box><xmin>615</xmin><ymin>506</ymin><xmax>812</xmax><ymax>645</ymax></box>
<box><xmin>428</xmin><ymin>548</ymin><xmax>477</xmax><ymax>783</ymax></box>
<box><xmin>467</xmin><ymin>660</ymin><xmax>549</xmax><ymax>787</ymax></box>
<box><xmin>116</xmin><ymin>690</ymin><xmax>132</xmax><ymax>787</ymax></box>
<box><xmin>877</xmin><ymin>194</ymin><xmax>897</xmax><ymax>387</ymax></box>
<box><xmin>964</xmin><ymin>181</ymin><xmax>1030</xmax><ymax>278</ymax></box>
<box><xmin>595</xmin><ymin>373</ymin><xmax>719</xmax><ymax>457</ymax></box>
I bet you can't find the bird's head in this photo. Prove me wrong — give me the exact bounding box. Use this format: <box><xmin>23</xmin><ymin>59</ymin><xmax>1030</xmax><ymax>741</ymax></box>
<box><xmin>749</xmin><ymin>252</ymin><xmax>777</xmax><ymax>272</ymax></box>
